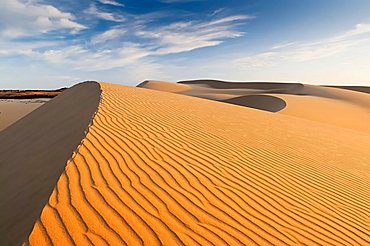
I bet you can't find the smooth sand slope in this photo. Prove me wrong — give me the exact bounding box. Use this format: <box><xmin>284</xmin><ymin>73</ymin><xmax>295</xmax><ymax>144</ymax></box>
<box><xmin>25</xmin><ymin>82</ymin><xmax>370</xmax><ymax>245</ymax></box>
<box><xmin>0</xmin><ymin>82</ymin><xmax>100</xmax><ymax>246</ymax></box>
<box><xmin>138</xmin><ymin>80</ymin><xmax>370</xmax><ymax>133</ymax></box>
<box><xmin>0</xmin><ymin>99</ymin><xmax>48</xmax><ymax>131</ymax></box>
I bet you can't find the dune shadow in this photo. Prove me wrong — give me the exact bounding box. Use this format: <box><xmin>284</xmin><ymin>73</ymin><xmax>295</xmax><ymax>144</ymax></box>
<box><xmin>222</xmin><ymin>95</ymin><xmax>287</xmax><ymax>112</ymax></box>
<box><xmin>178</xmin><ymin>79</ymin><xmax>304</xmax><ymax>92</ymax></box>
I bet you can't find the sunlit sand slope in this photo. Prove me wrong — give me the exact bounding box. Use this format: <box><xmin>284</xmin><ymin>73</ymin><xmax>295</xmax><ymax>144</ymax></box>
<box><xmin>26</xmin><ymin>82</ymin><xmax>370</xmax><ymax>245</ymax></box>
<box><xmin>139</xmin><ymin>80</ymin><xmax>370</xmax><ymax>133</ymax></box>
<box><xmin>0</xmin><ymin>82</ymin><xmax>100</xmax><ymax>246</ymax></box>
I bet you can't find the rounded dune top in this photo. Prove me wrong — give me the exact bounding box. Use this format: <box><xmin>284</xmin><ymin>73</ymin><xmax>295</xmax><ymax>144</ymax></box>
<box><xmin>138</xmin><ymin>80</ymin><xmax>192</xmax><ymax>93</ymax></box>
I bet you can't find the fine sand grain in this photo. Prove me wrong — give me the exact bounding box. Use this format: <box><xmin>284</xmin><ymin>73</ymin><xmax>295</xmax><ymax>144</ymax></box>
<box><xmin>26</xmin><ymin>82</ymin><xmax>370</xmax><ymax>245</ymax></box>
<box><xmin>0</xmin><ymin>82</ymin><xmax>100</xmax><ymax>246</ymax></box>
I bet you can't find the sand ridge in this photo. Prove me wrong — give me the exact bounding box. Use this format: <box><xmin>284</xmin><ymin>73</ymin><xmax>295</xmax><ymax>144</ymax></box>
<box><xmin>26</xmin><ymin>82</ymin><xmax>370</xmax><ymax>245</ymax></box>
<box><xmin>0</xmin><ymin>82</ymin><xmax>101</xmax><ymax>246</ymax></box>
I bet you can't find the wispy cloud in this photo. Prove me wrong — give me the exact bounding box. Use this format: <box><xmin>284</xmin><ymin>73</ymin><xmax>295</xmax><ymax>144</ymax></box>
<box><xmin>0</xmin><ymin>3</ymin><xmax>253</xmax><ymax>80</ymax></box>
<box><xmin>0</xmin><ymin>0</ymin><xmax>86</xmax><ymax>38</ymax></box>
<box><xmin>84</xmin><ymin>4</ymin><xmax>125</xmax><ymax>22</ymax></box>
<box><xmin>98</xmin><ymin>0</ymin><xmax>124</xmax><ymax>7</ymax></box>
<box><xmin>136</xmin><ymin>14</ymin><xmax>253</xmax><ymax>55</ymax></box>
<box><xmin>18</xmin><ymin>12</ymin><xmax>252</xmax><ymax>71</ymax></box>
<box><xmin>91</xmin><ymin>27</ymin><xmax>126</xmax><ymax>44</ymax></box>
<box><xmin>39</xmin><ymin>43</ymin><xmax>151</xmax><ymax>71</ymax></box>
<box><xmin>236</xmin><ymin>22</ymin><xmax>370</xmax><ymax>67</ymax></box>
<box><xmin>210</xmin><ymin>8</ymin><xmax>226</xmax><ymax>16</ymax></box>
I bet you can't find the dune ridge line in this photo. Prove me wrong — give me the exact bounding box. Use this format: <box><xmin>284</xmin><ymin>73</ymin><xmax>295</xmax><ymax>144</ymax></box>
<box><xmin>0</xmin><ymin>81</ymin><xmax>101</xmax><ymax>246</ymax></box>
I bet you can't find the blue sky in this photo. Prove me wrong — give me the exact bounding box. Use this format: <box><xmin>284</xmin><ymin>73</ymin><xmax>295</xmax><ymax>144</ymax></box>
<box><xmin>1</xmin><ymin>0</ymin><xmax>370</xmax><ymax>89</ymax></box>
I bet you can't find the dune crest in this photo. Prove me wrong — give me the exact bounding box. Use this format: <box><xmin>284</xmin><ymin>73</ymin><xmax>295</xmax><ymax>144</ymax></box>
<box><xmin>0</xmin><ymin>82</ymin><xmax>101</xmax><ymax>246</ymax></box>
<box><xmin>139</xmin><ymin>80</ymin><xmax>370</xmax><ymax>133</ymax></box>
<box><xmin>26</xmin><ymin>82</ymin><xmax>370</xmax><ymax>245</ymax></box>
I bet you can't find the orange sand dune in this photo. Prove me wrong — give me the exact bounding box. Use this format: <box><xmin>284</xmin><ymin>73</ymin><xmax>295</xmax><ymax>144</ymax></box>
<box><xmin>23</xmin><ymin>82</ymin><xmax>370</xmax><ymax>245</ymax></box>
<box><xmin>139</xmin><ymin>80</ymin><xmax>370</xmax><ymax>133</ymax></box>
<box><xmin>0</xmin><ymin>82</ymin><xmax>100</xmax><ymax>246</ymax></box>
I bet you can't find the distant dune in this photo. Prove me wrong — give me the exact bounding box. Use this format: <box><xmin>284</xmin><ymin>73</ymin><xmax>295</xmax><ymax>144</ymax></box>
<box><xmin>139</xmin><ymin>80</ymin><xmax>370</xmax><ymax>133</ymax></box>
<box><xmin>0</xmin><ymin>81</ymin><xmax>365</xmax><ymax>245</ymax></box>
<box><xmin>326</xmin><ymin>85</ymin><xmax>370</xmax><ymax>94</ymax></box>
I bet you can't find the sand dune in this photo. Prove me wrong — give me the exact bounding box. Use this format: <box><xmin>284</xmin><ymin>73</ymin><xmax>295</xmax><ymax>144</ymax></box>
<box><xmin>0</xmin><ymin>82</ymin><xmax>100</xmax><ymax>246</ymax></box>
<box><xmin>0</xmin><ymin>99</ymin><xmax>48</xmax><ymax>131</ymax></box>
<box><xmin>327</xmin><ymin>85</ymin><xmax>370</xmax><ymax>94</ymax></box>
<box><xmin>21</xmin><ymin>82</ymin><xmax>370</xmax><ymax>245</ymax></box>
<box><xmin>139</xmin><ymin>80</ymin><xmax>370</xmax><ymax>133</ymax></box>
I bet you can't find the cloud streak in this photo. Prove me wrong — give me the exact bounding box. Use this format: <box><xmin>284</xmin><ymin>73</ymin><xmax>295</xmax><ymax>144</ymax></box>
<box><xmin>7</xmin><ymin>12</ymin><xmax>252</xmax><ymax>71</ymax></box>
<box><xmin>98</xmin><ymin>0</ymin><xmax>124</xmax><ymax>7</ymax></box>
<box><xmin>0</xmin><ymin>0</ymin><xmax>85</xmax><ymax>38</ymax></box>
<box><xmin>84</xmin><ymin>4</ymin><xmax>125</xmax><ymax>22</ymax></box>
<box><xmin>236</xmin><ymin>22</ymin><xmax>370</xmax><ymax>67</ymax></box>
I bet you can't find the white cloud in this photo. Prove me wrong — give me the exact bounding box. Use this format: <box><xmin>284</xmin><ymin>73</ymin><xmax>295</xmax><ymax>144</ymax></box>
<box><xmin>0</xmin><ymin>0</ymin><xmax>86</xmax><ymax>38</ymax></box>
<box><xmin>135</xmin><ymin>15</ymin><xmax>251</xmax><ymax>55</ymax></box>
<box><xmin>0</xmin><ymin>8</ymin><xmax>252</xmax><ymax>75</ymax></box>
<box><xmin>98</xmin><ymin>0</ymin><xmax>124</xmax><ymax>7</ymax></box>
<box><xmin>271</xmin><ymin>42</ymin><xmax>295</xmax><ymax>50</ymax></box>
<box><xmin>91</xmin><ymin>27</ymin><xmax>126</xmax><ymax>44</ymax></box>
<box><xmin>0</xmin><ymin>40</ymin><xmax>59</xmax><ymax>56</ymax></box>
<box><xmin>210</xmin><ymin>8</ymin><xmax>225</xmax><ymax>16</ymax></box>
<box><xmin>236</xmin><ymin>22</ymin><xmax>370</xmax><ymax>67</ymax></box>
<box><xmin>41</xmin><ymin>46</ymin><xmax>89</xmax><ymax>64</ymax></box>
<box><xmin>84</xmin><ymin>4</ymin><xmax>125</xmax><ymax>22</ymax></box>
<box><xmin>207</xmin><ymin>15</ymin><xmax>254</xmax><ymax>26</ymax></box>
<box><xmin>35</xmin><ymin>43</ymin><xmax>150</xmax><ymax>71</ymax></box>
<box><xmin>34</xmin><ymin>13</ymin><xmax>251</xmax><ymax>71</ymax></box>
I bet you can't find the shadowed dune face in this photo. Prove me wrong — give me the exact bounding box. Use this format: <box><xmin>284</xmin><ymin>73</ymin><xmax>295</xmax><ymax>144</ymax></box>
<box><xmin>327</xmin><ymin>86</ymin><xmax>370</xmax><ymax>94</ymax></box>
<box><xmin>179</xmin><ymin>79</ymin><xmax>304</xmax><ymax>92</ymax></box>
<box><xmin>26</xmin><ymin>82</ymin><xmax>370</xmax><ymax>245</ymax></box>
<box><xmin>178</xmin><ymin>80</ymin><xmax>348</xmax><ymax>100</ymax></box>
<box><xmin>223</xmin><ymin>95</ymin><xmax>287</xmax><ymax>112</ymax></box>
<box><xmin>0</xmin><ymin>82</ymin><xmax>101</xmax><ymax>246</ymax></box>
